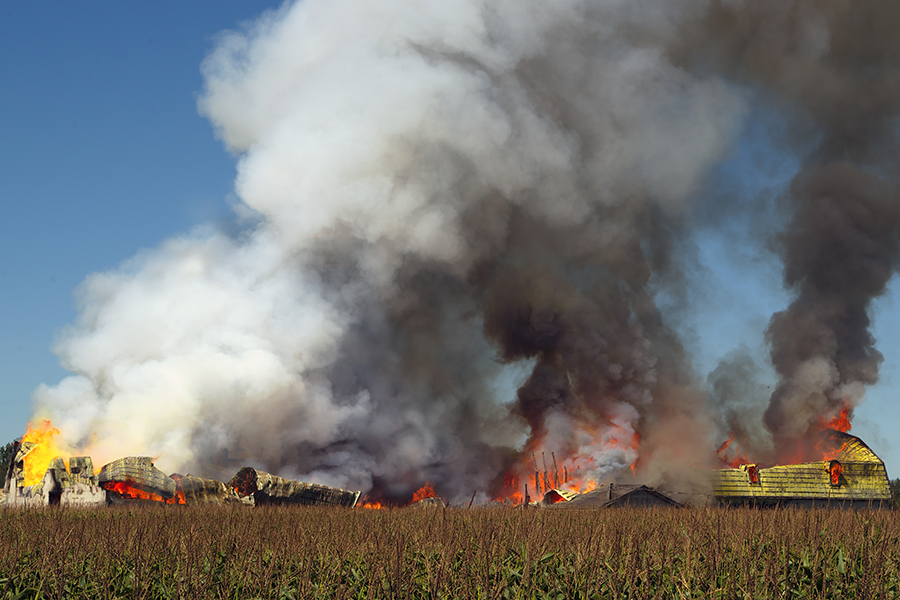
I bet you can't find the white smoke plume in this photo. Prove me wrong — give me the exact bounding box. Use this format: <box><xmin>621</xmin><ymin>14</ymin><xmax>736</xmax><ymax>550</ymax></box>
<box><xmin>33</xmin><ymin>0</ymin><xmax>761</xmax><ymax>502</ymax></box>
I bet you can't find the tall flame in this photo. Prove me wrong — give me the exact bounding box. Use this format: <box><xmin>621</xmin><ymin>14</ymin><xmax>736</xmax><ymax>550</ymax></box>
<box><xmin>819</xmin><ymin>407</ymin><xmax>851</xmax><ymax>433</ymax></box>
<box><xmin>20</xmin><ymin>420</ymin><xmax>69</xmax><ymax>486</ymax></box>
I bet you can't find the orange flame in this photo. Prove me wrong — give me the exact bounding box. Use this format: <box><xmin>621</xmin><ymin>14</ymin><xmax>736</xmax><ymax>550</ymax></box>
<box><xmin>716</xmin><ymin>434</ymin><xmax>750</xmax><ymax>468</ymax></box>
<box><xmin>357</xmin><ymin>492</ymin><xmax>385</xmax><ymax>509</ymax></box>
<box><xmin>492</xmin><ymin>471</ymin><xmax>524</xmax><ymax>505</ymax></box>
<box><xmin>20</xmin><ymin>420</ymin><xmax>69</xmax><ymax>486</ymax></box>
<box><xmin>829</xmin><ymin>460</ymin><xmax>843</xmax><ymax>486</ymax></box>
<box><xmin>576</xmin><ymin>479</ymin><xmax>598</xmax><ymax>494</ymax></box>
<box><xmin>747</xmin><ymin>464</ymin><xmax>759</xmax><ymax>484</ymax></box>
<box><xmin>629</xmin><ymin>432</ymin><xmax>641</xmax><ymax>474</ymax></box>
<box><xmin>101</xmin><ymin>480</ymin><xmax>185</xmax><ymax>504</ymax></box>
<box><xmin>411</xmin><ymin>482</ymin><xmax>437</xmax><ymax>503</ymax></box>
<box><xmin>819</xmin><ymin>407</ymin><xmax>851</xmax><ymax>433</ymax></box>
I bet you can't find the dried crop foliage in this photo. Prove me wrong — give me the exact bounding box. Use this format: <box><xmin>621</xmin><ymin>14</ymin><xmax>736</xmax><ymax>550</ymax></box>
<box><xmin>1</xmin><ymin>505</ymin><xmax>900</xmax><ymax>599</ymax></box>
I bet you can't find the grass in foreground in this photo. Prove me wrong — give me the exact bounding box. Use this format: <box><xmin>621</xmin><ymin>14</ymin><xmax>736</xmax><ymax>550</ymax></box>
<box><xmin>1</xmin><ymin>505</ymin><xmax>899</xmax><ymax>599</ymax></box>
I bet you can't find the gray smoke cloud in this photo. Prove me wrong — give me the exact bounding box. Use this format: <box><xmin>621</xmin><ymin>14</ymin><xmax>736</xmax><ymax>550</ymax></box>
<box><xmin>31</xmin><ymin>0</ymin><xmax>899</xmax><ymax>500</ymax></box>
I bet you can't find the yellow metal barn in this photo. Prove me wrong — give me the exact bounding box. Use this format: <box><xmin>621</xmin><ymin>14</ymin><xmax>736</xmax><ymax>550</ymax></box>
<box><xmin>713</xmin><ymin>430</ymin><xmax>891</xmax><ymax>508</ymax></box>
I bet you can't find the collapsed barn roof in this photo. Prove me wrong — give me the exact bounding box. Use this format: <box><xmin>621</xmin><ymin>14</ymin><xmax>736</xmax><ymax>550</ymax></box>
<box><xmin>229</xmin><ymin>467</ymin><xmax>361</xmax><ymax>507</ymax></box>
<box><xmin>171</xmin><ymin>473</ymin><xmax>245</xmax><ymax>505</ymax></box>
<box><xmin>99</xmin><ymin>457</ymin><xmax>181</xmax><ymax>504</ymax></box>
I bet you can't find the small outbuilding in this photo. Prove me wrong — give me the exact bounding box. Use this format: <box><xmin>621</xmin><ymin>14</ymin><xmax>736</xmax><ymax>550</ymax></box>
<box><xmin>552</xmin><ymin>483</ymin><xmax>681</xmax><ymax>508</ymax></box>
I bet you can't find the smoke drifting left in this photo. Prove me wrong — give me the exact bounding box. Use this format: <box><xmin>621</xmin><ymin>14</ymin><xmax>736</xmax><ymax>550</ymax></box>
<box><xmin>28</xmin><ymin>0</ymin><xmax>900</xmax><ymax>503</ymax></box>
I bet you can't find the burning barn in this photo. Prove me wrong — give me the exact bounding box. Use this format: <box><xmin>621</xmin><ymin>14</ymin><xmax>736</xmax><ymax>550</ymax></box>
<box><xmin>713</xmin><ymin>430</ymin><xmax>891</xmax><ymax>508</ymax></box>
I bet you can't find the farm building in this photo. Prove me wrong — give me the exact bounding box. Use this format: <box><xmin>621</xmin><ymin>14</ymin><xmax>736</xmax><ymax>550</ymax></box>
<box><xmin>551</xmin><ymin>483</ymin><xmax>681</xmax><ymax>508</ymax></box>
<box><xmin>713</xmin><ymin>429</ymin><xmax>891</xmax><ymax>508</ymax></box>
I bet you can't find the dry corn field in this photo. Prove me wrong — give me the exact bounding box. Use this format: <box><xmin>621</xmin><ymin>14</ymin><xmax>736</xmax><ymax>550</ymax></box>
<box><xmin>1</xmin><ymin>505</ymin><xmax>900</xmax><ymax>599</ymax></box>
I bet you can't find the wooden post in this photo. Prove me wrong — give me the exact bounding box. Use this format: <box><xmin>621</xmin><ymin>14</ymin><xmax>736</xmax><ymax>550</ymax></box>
<box><xmin>552</xmin><ymin>452</ymin><xmax>560</xmax><ymax>489</ymax></box>
<box><xmin>524</xmin><ymin>484</ymin><xmax>529</xmax><ymax>507</ymax></box>
<box><xmin>468</xmin><ymin>490</ymin><xmax>477</xmax><ymax>509</ymax></box>
<box><xmin>542</xmin><ymin>452</ymin><xmax>550</xmax><ymax>491</ymax></box>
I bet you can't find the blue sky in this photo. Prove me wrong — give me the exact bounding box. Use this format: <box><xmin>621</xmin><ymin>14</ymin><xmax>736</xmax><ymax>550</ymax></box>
<box><xmin>0</xmin><ymin>2</ymin><xmax>282</xmax><ymax>441</ymax></box>
<box><xmin>2</xmin><ymin>2</ymin><xmax>899</xmax><ymax>475</ymax></box>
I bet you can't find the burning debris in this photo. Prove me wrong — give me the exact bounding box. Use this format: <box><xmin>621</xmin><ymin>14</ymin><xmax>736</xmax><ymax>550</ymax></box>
<box><xmin>99</xmin><ymin>457</ymin><xmax>183</xmax><ymax>505</ymax></box>
<box><xmin>2</xmin><ymin>429</ymin><xmax>890</xmax><ymax>510</ymax></box>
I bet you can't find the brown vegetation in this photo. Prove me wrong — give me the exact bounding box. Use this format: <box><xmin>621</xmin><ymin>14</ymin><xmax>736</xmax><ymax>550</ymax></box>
<box><xmin>1</xmin><ymin>505</ymin><xmax>899</xmax><ymax>598</ymax></box>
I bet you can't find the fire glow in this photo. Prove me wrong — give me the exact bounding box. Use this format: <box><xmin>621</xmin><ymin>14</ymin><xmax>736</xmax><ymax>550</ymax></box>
<box><xmin>717</xmin><ymin>420</ymin><xmax>854</xmax><ymax>470</ymax></box>
<box><xmin>820</xmin><ymin>407</ymin><xmax>852</xmax><ymax>434</ymax></box>
<box><xmin>411</xmin><ymin>483</ymin><xmax>436</xmax><ymax>503</ymax></box>
<box><xmin>101</xmin><ymin>480</ymin><xmax>186</xmax><ymax>505</ymax></box>
<box><xmin>492</xmin><ymin>418</ymin><xmax>641</xmax><ymax>505</ymax></box>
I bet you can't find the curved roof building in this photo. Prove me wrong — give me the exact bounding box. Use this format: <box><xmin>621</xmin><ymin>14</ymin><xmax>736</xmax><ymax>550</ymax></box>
<box><xmin>713</xmin><ymin>430</ymin><xmax>891</xmax><ymax>508</ymax></box>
